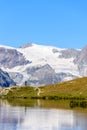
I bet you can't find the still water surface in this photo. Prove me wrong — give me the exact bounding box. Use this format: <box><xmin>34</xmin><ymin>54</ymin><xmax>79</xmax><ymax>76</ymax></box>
<box><xmin>0</xmin><ymin>100</ymin><xmax>87</xmax><ymax>130</ymax></box>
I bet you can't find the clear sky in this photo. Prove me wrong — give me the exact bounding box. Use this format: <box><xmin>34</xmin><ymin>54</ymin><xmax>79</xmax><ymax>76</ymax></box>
<box><xmin>0</xmin><ymin>0</ymin><xmax>87</xmax><ymax>49</ymax></box>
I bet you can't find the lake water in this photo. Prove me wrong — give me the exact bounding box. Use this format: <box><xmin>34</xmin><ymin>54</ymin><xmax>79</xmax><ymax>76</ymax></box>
<box><xmin>0</xmin><ymin>100</ymin><xmax>87</xmax><ymax>130</ymax></box>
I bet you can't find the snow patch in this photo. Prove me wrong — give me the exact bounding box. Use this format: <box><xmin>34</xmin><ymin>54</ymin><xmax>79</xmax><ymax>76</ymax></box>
<box><xmin>0</xmin><ymin>44</ymin><xmax>15</xmax><ymax>49</ymax></box>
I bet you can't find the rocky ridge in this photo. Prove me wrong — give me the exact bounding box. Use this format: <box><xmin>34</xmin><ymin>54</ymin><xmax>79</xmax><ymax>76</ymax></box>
<box><xmin>0</xmin><ymin>43</ymin><xmax>87</xmax><ymax>87</ymax></box>
<box><xmin>0</xmin><ymin>69</ymin><xmax>16</xmax><ymax>87</ymax></box>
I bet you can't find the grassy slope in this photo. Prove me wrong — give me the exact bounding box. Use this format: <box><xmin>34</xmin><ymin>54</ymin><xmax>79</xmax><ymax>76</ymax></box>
<box><xmin>6</xmin><ymin>86</ymin><xmax>37</xmax><ymax>98</ymax></box>
<box><xmin>39</xmin><ymin>77</ymin><xmax>87</xmax><ymax>99</ymax></box>
<box><xmin>1</xmin><ymin>77</ymin><xmax>87</xmax><ymax>99</ymax></box>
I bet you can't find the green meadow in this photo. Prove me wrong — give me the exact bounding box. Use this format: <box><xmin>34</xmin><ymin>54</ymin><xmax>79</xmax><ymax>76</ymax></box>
<box><xmin>1</xmin><ymin>77</ymin><xmax>87</xmax><ymax>100</ymax></box>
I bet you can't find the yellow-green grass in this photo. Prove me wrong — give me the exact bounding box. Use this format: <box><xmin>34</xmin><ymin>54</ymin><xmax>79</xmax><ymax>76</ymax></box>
<box><xmin>1</xmin><ymin>77</ymin><xmax>87</xmax><ymax>99</ymax></box>
<box><xmin>6</xmin><ymin>86</ymin><xmax>37</xmax><ymax>98</ymax></box>
<box><xmin>39</xmin><ymin>77</ymin><xmax>87</xmax><ymax>99</ymax></box>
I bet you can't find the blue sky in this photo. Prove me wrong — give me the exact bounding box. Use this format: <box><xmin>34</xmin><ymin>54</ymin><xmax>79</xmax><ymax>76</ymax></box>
<box><xmin>0</xmin><ymin>0</ymin><xmax>87</xmax><ymax>48</ymax></box>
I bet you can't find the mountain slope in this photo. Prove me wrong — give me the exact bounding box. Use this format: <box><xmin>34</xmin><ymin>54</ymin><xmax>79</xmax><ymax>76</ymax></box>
<box><xmin>1</xmin><ymin>77</ymin><xmax>87</xmax><ymax>99</ymax></box>
<box><xmin>18</xmin><ymin>43</ymin><xmax>79</xmax><ymax>75</ymax></box>
<box><xmin>0</xmin><ymin>43</ymin><xmax>87</xmax><ymax>87</ymax></box>
<box><xmin>74</xmin><ymin>45</ymin><xmax>87</xmax><ymax>76</ymax></box>
<box><xmin>0</xmin><ymin>69</ymin><xmax>16</xmax><ymax>87</ymax></box>
<box><xmin>0</xmin><ymin>45</ymin><xmax>31</xmax><ymax>68</ymax></box>
<box><xmin>39</xmin><ymin>77</ymin><xmax>87</xmax><ymax>98</ymax></box>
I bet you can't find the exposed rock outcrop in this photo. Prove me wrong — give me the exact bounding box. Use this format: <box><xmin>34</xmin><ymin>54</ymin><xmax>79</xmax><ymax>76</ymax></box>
<box><xmin>74</xmin><ymin>45</ymin><xmax>87</xmax><ymax>75</ymax></box>
<box><xmin>0</xmin><ymin>47</ymin><xmax>31</xmax><ymax>68</ymax></box>
<box><xmin>0</xmin><ymin>69</ymin><xmax>16</xmax><ymax>87</ymax></box>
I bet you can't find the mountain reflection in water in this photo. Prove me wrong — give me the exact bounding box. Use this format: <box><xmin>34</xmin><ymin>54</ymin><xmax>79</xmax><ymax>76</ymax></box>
<box><xmin>0</xmin><ymin>100</ymin><xmax>87</xmax><ymax>130</ymax></box>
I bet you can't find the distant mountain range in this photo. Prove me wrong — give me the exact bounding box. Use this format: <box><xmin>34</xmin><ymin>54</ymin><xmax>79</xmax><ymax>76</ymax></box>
<box><xmin>0</xmin><ymin>43</ymin><xmax>87</xmax><ymax>87</ymax></box>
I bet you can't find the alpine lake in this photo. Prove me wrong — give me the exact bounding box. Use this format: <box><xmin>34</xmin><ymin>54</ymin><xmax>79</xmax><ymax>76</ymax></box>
<box><xmin>0</xmin><ymin>99</ymin><xmax>87</xmax><ymax>130</ymax></box>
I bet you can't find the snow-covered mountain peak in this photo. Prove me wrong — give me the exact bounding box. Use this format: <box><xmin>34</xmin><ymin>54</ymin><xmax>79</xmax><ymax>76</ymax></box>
<box><xmin>19</xmin><ymin>43</ymin><xmax>35</xmax><ymax>48</ymax></box>
<box><xmin>17</xmin><ymin>43</ymin><xmax>79</xmax><ymax>77</ymax></box>
<box><xmin>19</xmin><ymin>43</ymin><xmax>65</xmax><ymax>51</ymax></box>
<box><xmin>0</xmin><ymin>43</ymin><xmax>85</xmax><ymax>87</ymax></box>
<box><xmin>18</xmin><ymin>43</ymin><xmax>63</xmax><ymax>65</ymax></box>
<box><xmin>0</xmin><ymin>44</ymin><xmax>15</xmax><ymax>49</ymax></box>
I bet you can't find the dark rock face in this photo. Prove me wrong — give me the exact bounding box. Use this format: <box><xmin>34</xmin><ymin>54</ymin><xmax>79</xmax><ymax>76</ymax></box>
<box><xmin>55</xmin><ymin>72</ymin><xmax>77</xmax><ymax>82</ymax></box>
<box><xmin>59</xmin><ymin>49</ymin><xmax>80</xmax><ymax>59</ymax></box>
<box><xmin>0</xmin><ymin>69</ymin><xmax>16</xmax><ymax>87</ymax></box>
<box><xmin>74</xmin><ymin>45</ymin><xmax>87</xmax><ymax>65</ymax></box>
<box><xmin>24</xmin><ymin>64</ymin><xmax>58</xmax><ymax>86</ymax></box>
<box><xmin>9</xmin><ymin>72</ymin><xmax>23</xmax><ymax>86</ymax></box>
<box><xmin>20</xmin><ymin>43</ymin><xmax>34</xmax><ymax>48</ymax></box>
<box><xmin>52</xmin><ymin>48</ymin><xmax>59</xmax><ymax>53</ymax></box>
<box><xmin>0</xmin><ymin>47</ymin><xmax>31</xmax><ymax>68</ymax></box>
<box><xmin>23</xmin><ymin>64</ymin><xmax>77</xmax><ymax>86</ymax></box>
<box><xmin>74</xmin><ymin>45</ymin><xmax>87</xmax><ymax>75</ymax></box>
<box><xmin>5</xmin><ymin>64</ymin><xmax>78</xmax><ymax>87</ymax></box>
